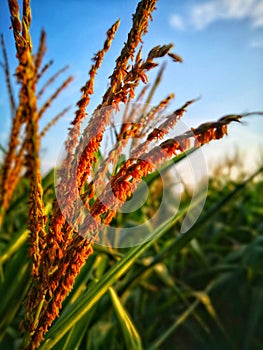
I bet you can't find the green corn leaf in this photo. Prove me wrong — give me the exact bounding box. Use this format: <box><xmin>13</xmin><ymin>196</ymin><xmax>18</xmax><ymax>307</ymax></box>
<box><xmin>243</xmin><ymin>287</ymin><xmax>263</xmax><ymax>350</ymax></box>
<box><xmin>0</xmin><ymin>244</ymin><xmax>31</xmax><ymax>341</ymax></box>
<box><xmin>54</xmin><ymin>305</ymin><xmax>97</xmax><ymax>350</ymax></box>
<box><xmin>146</xmin><ymin>282</ymin><xmax>215</xmax><ymax>350</ymax></box>
<box><xmin>109</xmin><ymin>287</ymin><xmax>143</xmax><ymax>350</ymax></box>
<box><xmin>0</xmin><ymin>229</ymin><xmax>29</xmax><ymax>266</ymax></box>
<box><xmin>153</xmin><ymin>262</ymin><xmax>175</xmax><ymax>288</ymax></box>
<box><xmin>0</xmin><ymin>144</ymin><xmax>7</xmax><ymax>154</ymax></box>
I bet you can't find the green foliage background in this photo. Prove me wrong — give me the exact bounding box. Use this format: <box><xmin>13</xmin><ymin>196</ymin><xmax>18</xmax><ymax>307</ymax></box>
<box><xmin>0</xmin><ymin>158</ymin><xmax>262</xmax><ymax>349</ymax></box>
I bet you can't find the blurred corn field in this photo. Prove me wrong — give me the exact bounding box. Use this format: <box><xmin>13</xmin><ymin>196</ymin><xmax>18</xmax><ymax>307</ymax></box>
<box><xmin>0</xmin><ymin>0</ymin><xmax>262</xmax><ymax>349</ymax></box>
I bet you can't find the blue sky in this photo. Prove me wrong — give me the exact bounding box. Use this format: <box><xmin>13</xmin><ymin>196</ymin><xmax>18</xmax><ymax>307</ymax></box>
<box><xmin>1</xmin><ymin>0</ymin><xmax>263</xmax><ymax>174</ymax></box>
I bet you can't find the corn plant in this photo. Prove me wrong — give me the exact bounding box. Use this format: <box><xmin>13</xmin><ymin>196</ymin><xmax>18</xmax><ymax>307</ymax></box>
<box><xmin>0</xmin><ymin>0</ymin><xmax>262</xmax><ymax>349</ymax></box>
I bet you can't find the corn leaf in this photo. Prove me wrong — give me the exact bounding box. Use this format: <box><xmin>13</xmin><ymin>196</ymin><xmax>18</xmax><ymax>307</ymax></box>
<box><xmin>109</xmin><ymin>287</ymin><xmax>143</xmax><ymax>350</ymax></box>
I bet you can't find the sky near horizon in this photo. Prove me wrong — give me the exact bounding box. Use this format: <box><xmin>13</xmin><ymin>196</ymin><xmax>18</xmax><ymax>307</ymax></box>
<box><xmin>0</xmin><ymin>0</ymin><xmax>263</xmax><ymax>174</ymax></box>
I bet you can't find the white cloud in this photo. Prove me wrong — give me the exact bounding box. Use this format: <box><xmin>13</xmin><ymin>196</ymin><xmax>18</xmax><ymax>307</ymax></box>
<box><xmin>190</xmin><ymin>2</ymin><xmax>220</xmax><ymax>30</ymax></box>
<box><xmin>251</xmin><ymin>1</ymin><xmax>263</xmax><ymax>27</ymax></box>
<box><xmin>169</xmin><ymin>0</ymin><xmax>263</xmax><ymax>30</ymax></box>
<box><xmin>250</xmin><ymin>39</ymin><xmax>263</xmax><ymax>47</ymax></box>
<box><xmin>220</xmin><ymin>0</ymin><xmax>256</xmax><ymax>19</ymax></box>
<box><xmin>169</xmin><ymin>14</ymin><xmax>185</xmax><ymax>30</ymax></box>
